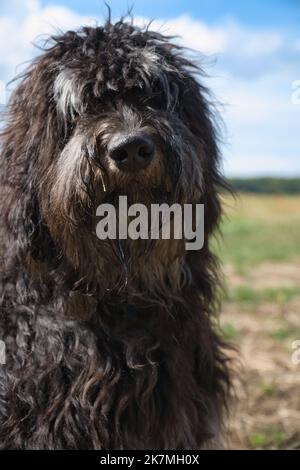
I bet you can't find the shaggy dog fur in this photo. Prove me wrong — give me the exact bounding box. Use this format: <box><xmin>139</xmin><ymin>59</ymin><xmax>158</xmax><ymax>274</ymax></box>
<box><xmin>0</xmin><ymin>18</ymin><xmax>231</xmax><ymax>449</ymax></box>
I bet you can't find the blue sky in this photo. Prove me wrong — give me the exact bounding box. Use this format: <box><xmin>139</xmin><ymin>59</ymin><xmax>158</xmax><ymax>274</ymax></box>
<box><xmin>40</xmin><ymin>0</ymin><xmax>300</xmax><ymax>28</ymax></box>
<box><xmin>0</xmin><ymin>0</ymin><xmax>299</xmax><ymax>176</ymax></box>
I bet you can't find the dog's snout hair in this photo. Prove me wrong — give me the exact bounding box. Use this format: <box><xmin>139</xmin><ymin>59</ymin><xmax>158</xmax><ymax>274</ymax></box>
<box><xmin>0</xmin><ymin>18</ymin><xmax>232</xmax><ymax>450</ymax></box>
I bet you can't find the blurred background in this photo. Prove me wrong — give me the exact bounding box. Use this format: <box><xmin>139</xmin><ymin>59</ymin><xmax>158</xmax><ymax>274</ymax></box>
<box><xmin>0</xmin><ymin>0</ymin><xmax>299</xmax><ymax>449</ymax></box>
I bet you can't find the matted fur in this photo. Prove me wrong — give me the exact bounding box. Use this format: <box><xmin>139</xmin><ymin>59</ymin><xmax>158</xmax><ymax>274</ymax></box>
<box><xmin>0</xmin><ymin>18</ymin><xmax>231</xmax><ymax>449</ymax></box>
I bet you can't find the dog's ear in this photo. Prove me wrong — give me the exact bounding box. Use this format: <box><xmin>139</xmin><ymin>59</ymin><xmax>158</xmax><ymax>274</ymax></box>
<box><xmin>0</xmin><ymin>44</ymin><xmax>66</xmax><ymax>265</ymax></box>
<box><xmin>179</xmin><ymin>74</ymin><xmax>226</xmax><ymax>235</ymax></box>
<box><xmin>0</xmin><ymin>143</ymin><xmax>57</xmax><ymax>265</ymax></box>
<box><xmin>2</xmin><ymin>181</ymin><xmax>56</xmax><ymax>265</ymax></box>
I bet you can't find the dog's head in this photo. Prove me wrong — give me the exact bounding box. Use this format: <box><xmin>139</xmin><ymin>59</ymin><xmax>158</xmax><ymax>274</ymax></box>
<box><xmin>1</xmin><ymin>20</ymin><xmax>224</xmax><ymax>295</ymax></box>
<box><xmin>47</xmin><ymin>21</ymin><xmax>222</xmax><ymax>203</ymax></box>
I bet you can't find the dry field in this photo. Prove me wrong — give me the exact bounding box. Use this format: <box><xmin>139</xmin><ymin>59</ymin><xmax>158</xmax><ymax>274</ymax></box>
<box><xmin>215</xmin><ymin>194</ymin><xmax>300</xmax><ymax>449</ymax></box>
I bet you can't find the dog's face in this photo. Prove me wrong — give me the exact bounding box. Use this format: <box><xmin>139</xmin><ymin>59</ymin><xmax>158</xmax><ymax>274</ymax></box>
<box><xmin>44</xmin><ymin>23</ymin><xmax>214</xmax><ymax>214</ymax></box>
<box><xmin>3</xmin><ymin>21</ymin><xmax>222</xmax><ymax>295</ymax></box>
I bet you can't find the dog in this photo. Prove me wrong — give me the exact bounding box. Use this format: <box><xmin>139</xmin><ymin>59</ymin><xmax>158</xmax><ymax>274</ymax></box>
<box><xmin>0</xmin><ymin>18</ymin><xmax>231</xmax><ymax>449</ymax></box>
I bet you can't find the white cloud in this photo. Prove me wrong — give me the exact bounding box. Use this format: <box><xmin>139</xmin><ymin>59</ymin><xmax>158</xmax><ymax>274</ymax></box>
<box><xmin>144</xmin><ymin>15</ymin><xmax>228</xmax><ymax>55</ymax></box>
<box><xmin>21</xmin><ymin>5</ymin><xmax>93</xmax><ymax>43</ymax></box>
<box><xmin>218</xmin><ymin>75</ymin><xmax>294</xmax><ymax>124</ymax></box>
<box><xmin>0</xmin><ymin>0</ymin><xmax>95</xmax><ymax>84</ymax></box>
<box><xmin>225</xmin><ymin>153</ymin><xmax>298</xmax><ymax>177</ymax></box>
<box><xmin>135</xmin><ymin>15</ymin><xmax>286</xmax><ymax>60</ymax></box>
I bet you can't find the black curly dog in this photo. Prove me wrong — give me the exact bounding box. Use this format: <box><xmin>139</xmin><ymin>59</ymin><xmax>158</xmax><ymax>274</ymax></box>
<box><xmin>0</xmin><ymin>18</ymin><xmax>231</xmax><ymax>449</ymax></box>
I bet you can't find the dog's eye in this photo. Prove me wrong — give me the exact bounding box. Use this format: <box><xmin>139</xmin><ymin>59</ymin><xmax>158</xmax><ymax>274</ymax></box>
<box><xmin>147</xmin><ymin>78</ymin><xmax>180</xmax><ymax>111</ymax></box>
<box><xmin>144</xmin><ymin>94</ymin><xmax>164</xmax><ymax>110</ymax></box>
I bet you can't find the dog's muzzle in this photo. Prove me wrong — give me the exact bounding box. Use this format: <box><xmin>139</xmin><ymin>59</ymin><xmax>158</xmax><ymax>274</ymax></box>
<box><xmin>108</xmin><ymin>133</ymin><xmax>155</xmax><ymax>172</ymax></box>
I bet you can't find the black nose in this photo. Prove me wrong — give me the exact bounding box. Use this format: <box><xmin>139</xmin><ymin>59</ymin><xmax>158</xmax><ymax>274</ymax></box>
<box><xmin>108</xmin><ymin>134</ymin><xmax>155</xmax><ymax>171</ymax></box>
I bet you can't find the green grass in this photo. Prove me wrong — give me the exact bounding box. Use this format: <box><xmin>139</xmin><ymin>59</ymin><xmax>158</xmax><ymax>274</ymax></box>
<box><xmin>248</xmin><ymin>429</ymin><xmax>287</xmax><ymax>449</ymax></box>
<box><xmin>226</xmin><ymin>286</ymin><xmax>300</xmax><ymax>305</ymax></box>
<box><xmin>213</xmin><ymin>194</ymin><xmax>300</xmax><ymax>268</ymax></box>
<box><xmin>271</xmin><ymin>329</ymin><xmax>291</xmax><ymax>341</ymax></box>
<box><xmin>248</xmin><ymin>432</ymin><xmax>269</xmax><ymax>448</ymax></box>
<box><xmin>260</xmin><ymin>380</ymin><xmax>277</xmax><ymax>397</ymax></box>
<box><xmin>220</xmin><ymin>322</ymin><xmax>240</xmax><ymax>341</ymax></box>
<box><xmin>271</xmin><ymin>327</ymin><xmax>300</xmax><ymax>342</ymax></box>
<box><xmin>215</xmin><ymin>219</ymin><xmax>300</xmax><ymax>267</ymax></box>
<box><xmin>269</xmin><ymin>430</ymin><xmax>286</xmax><ymax>448</ymax></box>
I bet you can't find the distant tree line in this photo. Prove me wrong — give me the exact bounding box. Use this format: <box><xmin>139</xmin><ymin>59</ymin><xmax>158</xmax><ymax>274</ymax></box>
<box><xmin>228</xmin><ymin>178</ymin><xmax>300</xmax><ymax>194</ymax></box>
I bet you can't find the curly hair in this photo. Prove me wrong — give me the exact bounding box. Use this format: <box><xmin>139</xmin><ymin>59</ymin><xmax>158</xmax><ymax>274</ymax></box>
<box><xmin>0</xmin><ymin>18</ymin><xmax>231</xmax><ymax>449</ymax></box>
